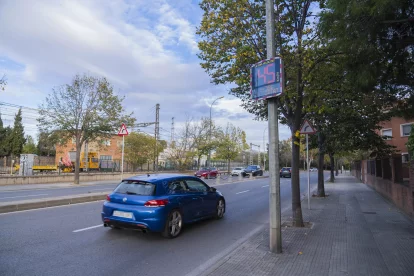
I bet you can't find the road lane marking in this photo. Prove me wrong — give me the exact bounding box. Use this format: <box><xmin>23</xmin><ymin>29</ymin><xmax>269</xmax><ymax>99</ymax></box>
<box><xmin>236</xmin><ymin>190</ymin><xmax>250</xmax><ymax>194</ymax></box>
<box><xmin>261</xmin><ymin>185</ymin><xmax>269</xmax><ymax>188</ymax></box>
<box><xmin>0</xmin><ymin>193</ymin><xmax>49</xmax><ymax>199</ymax></box>
<box><xmin>73</xmin><ymin>224</ymin><xmax>103</xmax><ymax>233</ymax></box>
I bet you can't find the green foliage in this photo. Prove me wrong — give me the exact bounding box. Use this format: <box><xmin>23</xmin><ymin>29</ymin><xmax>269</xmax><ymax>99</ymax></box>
<box><xmin>38</xmin><ymin>74</ymin><xmax>135</xmax><ymax>183</ymax></box>
<box><xmin>125</xmin><ymin>132</ymin><xmax>163</xmax><ymax>169</ymax></box>
<box><xmin>407</xmin><ymin>126</ymin><xmax>414</xmax><ymax>157</ymax></box>
<box><xmin>37</xmin><ymin>131</ymin><xmax>57</xmax><ymax>156</ymax></box>
<box><xmin>319</xmin><ymin>0</ymin><xmax>414</xmax><ymax>117</ymax></box>
<box><xmin>0</xmin><ymin>114</ymin><xmax>12</xmax><ymax>156</ymax></box>
<box><xmin>10</xmin><ymin>108</ymin><xmax>26</xmax><ymax>156</ymax></box>
<box><xmin>22</xmin><ymin>135</ymin><xmax>38</xmax><ymax>154</ymax></box>
<box><xmin>215</xmin><ymin>123</ymin><xmax>248</xmax><ymax>171</ymax></box>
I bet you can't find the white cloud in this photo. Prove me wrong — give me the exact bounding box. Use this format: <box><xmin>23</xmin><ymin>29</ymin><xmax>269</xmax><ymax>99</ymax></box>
<box><xmin>0</xmin><ymin>0</ymin><xmax>290</xmax><ymax>148</ymax></box>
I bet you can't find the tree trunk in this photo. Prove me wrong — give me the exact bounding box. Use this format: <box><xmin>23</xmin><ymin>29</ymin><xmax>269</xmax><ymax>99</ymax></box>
<box><xmin>197</xmin><ymin>156</ymin><xmax>201</xmax><ymax>170</ymax></box>
<box><xmin>335</xmin><ymin>158</ymin><xmax>339</xmax><ymax>176</ymax></box>
<box><xmin>74</xmin><ymin>142</ymin><xmax>81</xmax><ymax>184</ymax></box>
<box><xmin>329</xmin><ymin>153</ymin><xmax>335</xmax><ymax>182</ymax></box>
<box><xmin>317</xmin><ymin>132</ymin><xmax>326</xmax><ymax>197</ymax></box>
<box><xmin>227</xmin><ymin>159</ymin><xmax>230</xmax><ymax>173</ymax></box>
<box><xmin>291</xmin><ymin>130</ymin><xmax>304</xmax><ymax>227</ymax></box>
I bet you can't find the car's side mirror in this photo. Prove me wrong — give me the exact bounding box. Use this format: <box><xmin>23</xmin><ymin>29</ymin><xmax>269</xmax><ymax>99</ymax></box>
<box><xmin>209</xmin><ymin>187</ymin><xmax>217</xmax><ymax>192</ymax></box>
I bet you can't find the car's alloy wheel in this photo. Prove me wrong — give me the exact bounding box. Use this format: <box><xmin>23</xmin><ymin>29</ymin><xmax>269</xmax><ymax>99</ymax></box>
<box><xmin>215</xmin><ymin>199</ymin><xmax>225</xmax><ymax>219</ymax></box>
<box><xmin>163</xmin><ymin>210</ymin><xmax>182</xmax><ymax>238</ymax></box>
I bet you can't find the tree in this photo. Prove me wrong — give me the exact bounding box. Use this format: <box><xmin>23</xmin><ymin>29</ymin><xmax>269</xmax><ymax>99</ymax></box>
<box><xmin>215</xmin><ymin>123</ymin><xmax>249</xmax><ymax>172</ymax></box>
<box><xmin>279</xmin><ymin>139</ymin><xmax>292</xmax><ymax>167</ymax></box>
<box><xmin>190</xmin><ymin>117</ymin><xmax>214</xmax><ymax>170</ymax></box>
<box><xmin>0</xmin><ymin>114</ymin><xmax>12</xmax><ymax>156</ymax></box>
<box><xmin>197</xmin><ymin>0</ymin><xmax>331</xmax><ymax>227</ymax></box>
<box><xmin>38</xmin><ymin>74</ymin><xmax>135</xmax><ymax>184</ymax></box>
<box><xmin>22</xmin><ymin>135</ymin><xmax>38</xmax><ymax>154</ymax></box>
<box><xmin>0</xmin><ymin>74</ymin><xmax>6</xmax><ymax>91</ymax></box>
<box><xmin>37</xmin><ymin>131</ymin><xmax>57</xmax><ymax>156</ymax></box>
<box><xmin>10</xmin><ymin>108</ymin><xmax>25</xmax><ymax>157</ymax></box>
<box><xmin>319</xmin><ymin>0</ymin><xmax>414</xmax><ymax>117</ymax></box>
<box><xmin>125</xmin><ymin>132</ymin><xmax>164</xmax><ymax>170</ymax></box>
<box><xmin>167</xmin><ymin>119</ymin><xmax>197</xmax><ymax>171</ymax></box>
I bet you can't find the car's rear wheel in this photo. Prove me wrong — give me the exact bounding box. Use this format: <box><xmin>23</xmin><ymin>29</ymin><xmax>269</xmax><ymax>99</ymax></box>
<box><xmin>215</xmin><ymin>199</ymin><xmax>225</xmax><ymax>219</ymax></box>
<box><xmin>162</xmin><ymin>209</ymin><xmax>183</xmax><ymax>238</ymax></box>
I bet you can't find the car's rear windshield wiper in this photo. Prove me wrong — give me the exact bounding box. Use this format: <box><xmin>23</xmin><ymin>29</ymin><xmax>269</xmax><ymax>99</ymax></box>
<box><xmin>125</xmin><ymin>191</ymin><xmax>138</xmax><ymax>195</ymax></box>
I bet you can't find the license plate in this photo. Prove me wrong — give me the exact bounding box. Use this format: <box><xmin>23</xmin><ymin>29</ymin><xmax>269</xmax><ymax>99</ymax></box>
<box><xmin>113</xmin><ymin>210</ymin><xmax>133</xmax><ymax>219</ymax></box>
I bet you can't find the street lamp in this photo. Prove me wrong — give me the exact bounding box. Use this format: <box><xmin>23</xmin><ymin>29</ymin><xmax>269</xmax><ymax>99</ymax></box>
<box><xmin>207</xmin><ymin>96</ymin><xmax>224</xmax><ymax>167</ymax></box>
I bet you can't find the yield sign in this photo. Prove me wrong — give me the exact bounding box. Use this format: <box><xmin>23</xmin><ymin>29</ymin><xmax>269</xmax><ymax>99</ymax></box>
<box><xmin>118</xmin><ymin>123</ymin><xmax>129</xmax><ymax>136</ymax></box>
<box><xmin>299</xmin><ymin>120</ymin><xmax>316</xmax><ymax>134</ymax></box>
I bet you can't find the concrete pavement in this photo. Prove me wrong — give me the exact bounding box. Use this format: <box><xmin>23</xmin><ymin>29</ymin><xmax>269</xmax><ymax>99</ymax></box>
<box><xmin>0</xmin><ymin>173</ymin><xmax>327</xmax><ymax>276</ymax></box>
<box><xmin>192</xmin><ymin>174</ymin><xmax>414</xmax><ymax>276</ymax></box>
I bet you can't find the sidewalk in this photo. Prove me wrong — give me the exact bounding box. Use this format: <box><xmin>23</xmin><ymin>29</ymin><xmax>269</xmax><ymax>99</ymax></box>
<box><xmin>202</xmin><ymin>175</ymin><xmax>414</xmax><ymax>276</ymax></box>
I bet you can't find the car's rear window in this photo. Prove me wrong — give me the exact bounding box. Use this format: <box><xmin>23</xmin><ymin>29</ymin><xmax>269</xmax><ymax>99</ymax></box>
<box><xmin>234</xmin><ymin>167</ymin><xmax>242</xmax><ymax>170</ymax></box>
<box><xmin>282</xmin><ymin>167</ymin><xmax>291</xmax><ymax>171</ymax></box>
<box><xmin>114</xmin><ymin>180</ymin><xmax>155</xmax><ymax>195</ymax></box>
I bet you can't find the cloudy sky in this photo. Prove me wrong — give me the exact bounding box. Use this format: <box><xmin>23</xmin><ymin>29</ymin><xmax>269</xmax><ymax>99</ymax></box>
<box><xmin>0</xmin><ymin>0</ymin><xmax>291</xmax><ymax>150</ymax></box>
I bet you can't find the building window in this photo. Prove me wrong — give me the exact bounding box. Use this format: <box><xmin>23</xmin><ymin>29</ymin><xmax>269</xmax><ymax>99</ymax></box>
<box><xmin>102</xmin><ymin>140</ymin><xmax>111</xmax><ymax>146</ymax></box>
<box><xmin>100</xmin><ymin>155</ymin><xmax>112</xmax><ymax>160</ymax></box>
<box><xmin>402</xmin><ymin>153</ymin><xmax>410</xmax><ymax>163</ymax></box>
<box><xmin>401</xmin><ymin>123</ymin><xmax>413</xmax><ymax>137</ymax></box>
<box><xmin>381</xmin><ymin>129</ymin><xmax>392</xmax><ymax>140</ymax></box>
<box><xmin>117</xmin><ymin>140</ymin><xmax>123</xmax><ymax>147</ymax></box>
<box><xmin>71</xmin><ymin>137</ymin><xmax>76</xmax><ymax>144</ymax></box>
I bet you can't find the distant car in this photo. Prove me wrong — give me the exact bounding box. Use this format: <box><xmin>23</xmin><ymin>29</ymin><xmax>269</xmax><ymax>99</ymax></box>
<box><xmin>309</xmin><ymin>167</ymin><xmax>317</xmax><ymax>172</ymax></box>
<box><xmin>231</xmin><ymin>167</ymin><xmax>245</xmax><ymax>176</ymax></box>
<box><xmin>102</xmin><ymin>174</ymin><xmax>226</xmax><ymax>239</ymax></box>
<box><xmin>194</xmin><ymin>167</ymin><xmax>218</xmax><ymax>179</ymax></box>
<box><xmin>280</xmin><ymin>167</ymin><xmax>292</xmax><ymax>178</ymax></box>
<box><xmin>244</xmin><ymin>165</ymin><xmax>263</xmax><ymax>177</ymax></box>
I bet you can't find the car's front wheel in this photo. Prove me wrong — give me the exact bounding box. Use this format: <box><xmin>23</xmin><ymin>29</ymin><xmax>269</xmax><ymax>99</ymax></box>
<box><xmin>162</xmin><ymin>209</ymin><xmax>183</xmax><ymax>239</ymax></box>
<box><xmin>215</xmin><ymin>199</ymin><xmax>225</xmax><ymax>219</ymax></box>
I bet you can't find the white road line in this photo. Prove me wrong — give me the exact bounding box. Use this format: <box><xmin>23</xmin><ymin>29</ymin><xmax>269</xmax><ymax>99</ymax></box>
<box><xmin>0</xmin><ymin>193</ymin><xmax>49</xmax><ymax>199</ymax></box>
<box><xmin>261</xmin><ymin>185</ymin><xmax>269</xmax><ymax>188</ymax></box>
<box><xmin>236</xmin><ymin>190</ymin><xmax>250</xmax><ymax>194</ymax></box>
<box><xmin>73</xmin><ymin>224</ymin><xmax>103</xmax><ymax>233</ymax></box>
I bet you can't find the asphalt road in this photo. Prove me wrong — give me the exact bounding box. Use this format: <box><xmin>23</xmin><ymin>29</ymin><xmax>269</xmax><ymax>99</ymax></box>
<box><xmin>0</xmin><ymin>176</ymin><xmax>258</xmax><ymax>202</ymax></box>
<box><xmin>0</xmin><ymin>172</ymin><xmax>328</xmax><ymax>276</ymax></box>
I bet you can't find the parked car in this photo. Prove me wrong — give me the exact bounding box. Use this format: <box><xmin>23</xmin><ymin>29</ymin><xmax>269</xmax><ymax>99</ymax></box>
<box><xmin>244</xmin><ymin>165</ymin><xmax>263</xmax><ymax>177</ymax></box>
<box><xmin>309</xmin><ymin>167</ymin><xmax>317</xmax><ymax>172</ymax></box>
<box><xmin>280</xmin><ymin>167</ymin><xmax>292</xmax><ymax>178</ymax></box>
<box><xmin>102</xmin><ymin>174</ymin><xmax>226</xmax><ymax>238</ymax></box>
<box><xmin>231</xmin><ymin>167</ymin><xmax>245</xmax><ymax>176</ymax></box>
<box><xmin>194</xmin><ymin>167</ymin><xmax>218</xmax><ymax>179</ymax></box>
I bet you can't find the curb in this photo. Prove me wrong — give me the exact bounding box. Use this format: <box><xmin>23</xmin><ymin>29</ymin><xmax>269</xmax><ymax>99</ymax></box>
<box><xmin>0</xmin><ymin>192</ymin><xmax>107</xmax><ymax>214</ymax></box>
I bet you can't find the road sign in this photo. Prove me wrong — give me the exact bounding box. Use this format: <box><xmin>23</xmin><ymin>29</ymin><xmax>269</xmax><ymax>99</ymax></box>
<box><xmin>118</xmin><ymin>123</ymin><xmax>129</xmax><ymax>136</ymax></box>
<box><xmin>299</xmin><ymin>120</ymin><xmax>316</xmax><ymax>134</ymax></box>
<box><xmin>251</xmin><ymin>57</ymin><xmax>284</xmax><ymax>100</ymax></box>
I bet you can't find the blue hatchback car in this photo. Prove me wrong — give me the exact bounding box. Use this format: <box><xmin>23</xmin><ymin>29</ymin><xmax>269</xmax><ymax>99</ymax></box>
<box><xmin>102</xmin><ymin>174</ymin><xmax>226</xmax><ymax>238</ymax></box>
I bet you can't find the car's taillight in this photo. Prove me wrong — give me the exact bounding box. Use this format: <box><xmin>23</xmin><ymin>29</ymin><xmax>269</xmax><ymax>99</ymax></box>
<box><xmin>106</xmin><ymin>195</ymin><xmax>111</xmax><ymax>202</ymax></box>
<box><xmin>144</xmin><ymin>199</ymin><xmax>169</xmax><ymax>207</ymax></box>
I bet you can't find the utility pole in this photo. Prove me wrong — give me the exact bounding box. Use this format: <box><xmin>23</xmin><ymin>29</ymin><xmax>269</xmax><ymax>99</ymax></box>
<box><xmin>266</xmin><ymin>0</ymin><xmax>282</xmax><ymax>253</ymax></box>
<box><xmin>250</xmin><ymin>143</ymin><xmax>261</xmax><ymax>165</ymax></box>
<box><xmin>249</xmin><ymin>143</ymin><xmax>253</xmax><ymax>165</ymax></box>
<box><xmin>154</xmin><ymin>103</ymin><xmax>160</xmax><ymax>172</ymax></box>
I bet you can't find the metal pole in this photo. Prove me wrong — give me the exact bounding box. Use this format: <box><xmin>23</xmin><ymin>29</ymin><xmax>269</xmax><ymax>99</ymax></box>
<box><xmin>266</xmin><ymin>0</ymin><xmax>281</xmax><ymax>253</ymax></box>
<box><xmin>307</xmin><ymin>134</ymin><xmax>310</xmax><ymax>210</ymax></box>
<box><xmin>121</xmin><ymin>135</ymin><xmax>124</xmax><ymax>179</ymax></box>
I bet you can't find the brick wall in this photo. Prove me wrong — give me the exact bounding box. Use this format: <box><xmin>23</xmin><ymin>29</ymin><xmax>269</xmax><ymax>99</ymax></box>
<box><xmin>353</xmin><ymin>157</ymin><xmax>413</xmax><ymax>217</ymax></box>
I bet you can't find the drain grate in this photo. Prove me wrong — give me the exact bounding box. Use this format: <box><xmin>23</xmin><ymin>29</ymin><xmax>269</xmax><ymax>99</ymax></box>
<box><xmin>362</xmin><ymin>211</ymin><xmax>377</xmax><ymax>214</ymax></box>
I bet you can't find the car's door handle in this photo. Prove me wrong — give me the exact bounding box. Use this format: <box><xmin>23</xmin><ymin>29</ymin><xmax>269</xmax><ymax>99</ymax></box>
<box><xmin>192</xmin><ymin>197</ymin><xmax>199</xmax><ymax>200</ymax></box>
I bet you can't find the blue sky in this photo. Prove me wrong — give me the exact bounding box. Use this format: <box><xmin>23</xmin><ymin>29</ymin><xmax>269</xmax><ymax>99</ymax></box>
<box><xmin>0</xmin><ymin>0</ymin><xmax>291</xmax><ymax>148</ymax></box>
